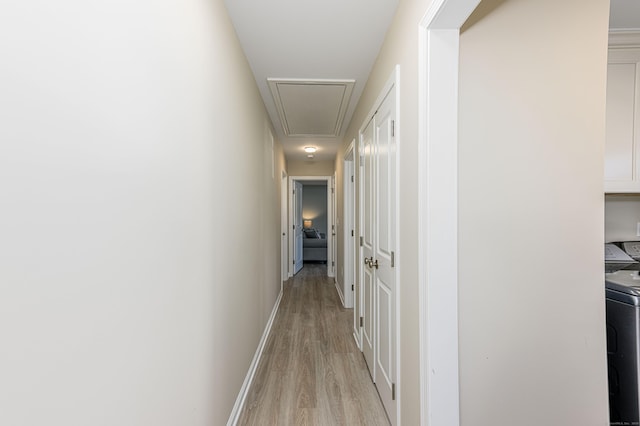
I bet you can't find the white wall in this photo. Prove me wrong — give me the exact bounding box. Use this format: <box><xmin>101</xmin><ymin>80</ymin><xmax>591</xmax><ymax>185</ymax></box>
<box><xmin>605</xmin><ymin>195</ymin><xmax>640</xmax><ymax>242</ymax></box>
<box><xmin>0</xmin><ymin>1</ymin><xmax>285</xmax><ymax>424</ymax></box>
<box><xmin>457</xmin><ymin>0</ymin><xmax>609</xmax><ymax>424</ymax></box>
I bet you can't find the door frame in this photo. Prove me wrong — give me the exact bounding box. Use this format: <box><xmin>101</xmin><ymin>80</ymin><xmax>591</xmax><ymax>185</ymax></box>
<box><xmin>331</xmin><ymin>173</ymin><xmax>337</xmax><ymax>279</ymax></box>
<box><xmin>418</xmin><ymin>0</ymin><xmax>481</xmax><ymax>424</ymax></box>
<box><xmin>288</xmin><ymin>175</ymin><xmax>334</xmax><ymax>277</ymax></box>
<box><xmin>292</xmin><ymin>180</ymin><xmax>304</xmax><ymax>275</ymax></box>
<box><xmin>281</xmin><ymin>170</ymin><xmax>288</xmax><ymax>284</ymax></box>
<box><xmin>343</xmin><ymin>141</ymin><xmax>356</xmax><ymax>310</ymax></box>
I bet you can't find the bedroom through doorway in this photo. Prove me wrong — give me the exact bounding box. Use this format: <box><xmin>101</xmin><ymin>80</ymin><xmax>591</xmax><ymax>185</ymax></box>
<box><xmin>288</xmin><ymin>176</ymin><xmax>334</xmax><ymax>278</ymax></box>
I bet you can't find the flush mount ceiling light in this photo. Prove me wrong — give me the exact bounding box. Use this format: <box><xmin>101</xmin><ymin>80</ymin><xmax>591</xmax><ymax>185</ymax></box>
<box><xmin>304</xmin><ymin>146</ymin><xmax>317</xmax><ymax>153</ymax></box>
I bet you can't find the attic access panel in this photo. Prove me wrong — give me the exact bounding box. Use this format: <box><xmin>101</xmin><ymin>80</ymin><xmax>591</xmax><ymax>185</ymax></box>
<box><xmin>268</xmin><ymin>78</ymin><xmax>355</xmax><ymax>137</ymax></box>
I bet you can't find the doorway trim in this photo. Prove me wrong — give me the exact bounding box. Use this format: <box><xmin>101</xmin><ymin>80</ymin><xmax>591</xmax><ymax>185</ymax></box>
<box><xmin>288</xmin><ymin>175</ymin><xmax>335</xmax><ymax>278</ymax></box>
<box><xmin>418</xmin><ymin>0</ymin><xmax>480</xmax><ymax>424</ymax></box>
<box><xmin>281</xmin><ymin>170</ymin><xmax>289</xmax><ymax>285</ymax></box>
<box><xmin>343</xmin><ymin>141</ymin><xmax>356</xmax><ymax>310</ymax></box>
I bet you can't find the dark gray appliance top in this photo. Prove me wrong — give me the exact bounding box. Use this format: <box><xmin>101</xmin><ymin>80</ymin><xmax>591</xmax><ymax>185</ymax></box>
<box><xmin>606</xmin><ymin>271</ymin><xmax>640</xmax><ymax>306</ymax></box>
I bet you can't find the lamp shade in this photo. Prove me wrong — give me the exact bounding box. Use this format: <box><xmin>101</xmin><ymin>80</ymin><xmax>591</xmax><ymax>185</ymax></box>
<box><xmin>303</xmin><ymin>219</ymin><xmax>312</xmax><ymax>228</ymax></box>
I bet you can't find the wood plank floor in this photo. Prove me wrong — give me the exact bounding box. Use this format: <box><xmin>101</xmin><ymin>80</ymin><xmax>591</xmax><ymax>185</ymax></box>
<box><xmin>237</xmin><ymin>263</ymin><xmax>390</xmax><ymax>426</ymax></box>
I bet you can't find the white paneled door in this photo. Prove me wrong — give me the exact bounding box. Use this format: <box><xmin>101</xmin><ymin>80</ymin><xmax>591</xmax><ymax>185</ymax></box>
<box><xmin>373</xmin><ymin>89</ymin><xmax>397</xmax><ymax>423</ymax></box>
<box><xmin>359</xmin><ymin>83</ymin><xmax>397</xmax><ymax>424</ymax></box>
<box><xmin>361</xmin><ymin>117</ymin><xmax>376</xmax><ymax>377</ymax></box>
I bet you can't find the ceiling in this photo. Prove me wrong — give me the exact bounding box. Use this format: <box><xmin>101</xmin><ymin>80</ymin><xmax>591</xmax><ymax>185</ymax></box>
<box><xmin>224</xmin><ymin>0</ymin><xmax>638</xmax><ymax>163</ymax></box>
<box><xmin>223</xmin><ymin>0</ymin><xmax>399</xmax><ymax>163</ymax></box>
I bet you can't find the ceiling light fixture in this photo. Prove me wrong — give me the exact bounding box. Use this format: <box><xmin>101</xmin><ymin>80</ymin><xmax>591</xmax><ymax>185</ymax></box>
<box><xmin>307</xmin><ymin>154</ymin><xmax>315</xmax><ymax>159</ymax></box>
<box><xmin>304</xmin><ymin>146</ymin><xmax>317</xmax><ymax>153</ymax></box>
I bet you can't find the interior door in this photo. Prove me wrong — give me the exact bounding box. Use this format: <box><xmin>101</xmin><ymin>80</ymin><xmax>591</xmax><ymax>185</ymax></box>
<box><xmin>358</xmin><ymin>84</ymin><xmax>398</xmax><ymax>424</ymax></box>
<box><xmin>293</xmin><ymin>180</ymin><xmax>304</xmax><ymax>274</ymax></box>
<box><xmin>361</xmin><ymin>118</ymin><xmax>376</xmax><ymax>377</ymax></box>
<box><xmin>373</xmin><ymin>89</ymin><xmax>397</xmax><ymax>421</ymax></box>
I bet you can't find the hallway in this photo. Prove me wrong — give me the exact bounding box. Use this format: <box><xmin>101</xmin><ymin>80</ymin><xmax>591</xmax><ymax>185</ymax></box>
<box><xmin>237</xmin><ymin>264</ymin><xmax>389</xmax><ymax>425</ymax></box>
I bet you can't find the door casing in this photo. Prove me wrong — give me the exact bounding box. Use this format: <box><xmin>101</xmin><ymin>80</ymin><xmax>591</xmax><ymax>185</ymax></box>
<box><xmin>281</xmin><ymin>170</ymin><xmax>288</xmax><ymax>283</ymax></box>
<box><xmin>293</xmin><ymin>180</ymin><xmax>304</xmax><ymax>275</ymax></box>
<box><xmin>343</xmin><ymin>142</ymin><xmax>356</xmax><ymax>311</ymax></box>
<box><xmin>418</xmin><ymin>1</ymin><xmax>481</xmax><ymax>425</ymax></box>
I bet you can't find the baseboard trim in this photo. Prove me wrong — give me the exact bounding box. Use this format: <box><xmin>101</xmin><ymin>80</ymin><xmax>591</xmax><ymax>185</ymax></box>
<box><xmin>353</xmin><ymin>332</ymin><xmax>361</xmax><ymax>350</ymax></box>
<box><xmin>226</xmin><ymin>289</ymin><xmax>283</xmax><ymax>426</ymax></box>
<box><xmin>334</xmin><ymin>279</ymin><xmax>345</xmax><ymax>307</ymax></box>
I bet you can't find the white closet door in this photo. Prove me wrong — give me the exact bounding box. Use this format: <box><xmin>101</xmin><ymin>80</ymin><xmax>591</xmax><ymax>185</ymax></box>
<box><xmin>359</xmin><ymin>82</ymin><xmax>398</xmax><ymax>424</ymax></box>
<box><xmin>373</xmin><ymin>89</ymin><xmax>397</xmax><ymax>422</ymax></box>
<box><xmin>361</xmin><ymin>118</ymin><xmax>376</xmax><ymax>376</ymax></box>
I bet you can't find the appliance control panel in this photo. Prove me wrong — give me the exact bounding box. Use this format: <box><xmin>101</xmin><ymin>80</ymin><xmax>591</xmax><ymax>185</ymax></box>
<box><xmin>621</xmin><ymin>242</ymin><xmax>640</xmax><ymax>260</ymax></box>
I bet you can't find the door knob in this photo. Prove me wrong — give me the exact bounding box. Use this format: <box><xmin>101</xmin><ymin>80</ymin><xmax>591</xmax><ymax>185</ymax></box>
<box><xmin>372</xmin><ymin>259</ymin><xmax>379</xmax><ymax>269</ymax></box>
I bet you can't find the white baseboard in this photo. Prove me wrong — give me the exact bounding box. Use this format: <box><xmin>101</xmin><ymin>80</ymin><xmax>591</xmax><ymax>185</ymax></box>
<box><xmin>353</xmin><ymin>332</ymin><xmax>361</xmax><ymax>350</ymax></box>
<box><xmin>334</xmin><ymin>279</ymin><xmax>345</xmax><ymax>307</ymax></box>
<box><xmin>226</xmin><ymin>289</ymin><xmax>283</xmax><ymax>426</ymax></box>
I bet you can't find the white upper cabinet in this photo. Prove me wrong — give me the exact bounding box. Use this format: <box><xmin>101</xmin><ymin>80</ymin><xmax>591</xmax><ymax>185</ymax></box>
<box><xmin>605</xmin><ymin>32</ymin><xmax>640</xmax><ymax>193</ymax></box>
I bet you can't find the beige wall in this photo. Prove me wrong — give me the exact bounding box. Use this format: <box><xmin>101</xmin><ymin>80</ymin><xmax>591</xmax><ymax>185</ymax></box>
<box><xmin>458</xmin><ymin>0</ymin><xmax>609</xmax><ymax>424</ymax></box>
<box><xmin>0</xmin><ymin>0</ymin><xmax>285</xmax><ymax>424</ymax></box>
<box><xmin>606</xmin><ymin>195</ymin><xmax>640</xmax><ymax>242</ymax></box>
<box><xmin>336</xmin><ymin>0</ymin><xmax>610</xmax><ymax>423</ymax></box>
<box><xmin>288</xmin><ymin>159</ymin><xmax>335</xmax><ymax>176</ymax></box>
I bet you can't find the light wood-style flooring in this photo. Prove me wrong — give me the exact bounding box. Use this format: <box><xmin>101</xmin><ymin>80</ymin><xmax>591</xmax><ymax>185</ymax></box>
<box><xmin>237</xmin><ymin>263</ymin><xmax>390</xmax><ymax>426</ymax></box>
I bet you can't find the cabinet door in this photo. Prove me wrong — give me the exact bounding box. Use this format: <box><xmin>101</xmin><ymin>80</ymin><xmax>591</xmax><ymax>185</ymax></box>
<box><xmin>605</xmin><ymin>49</ymin><xmax>640</xmax><ymax>193</ymax></box>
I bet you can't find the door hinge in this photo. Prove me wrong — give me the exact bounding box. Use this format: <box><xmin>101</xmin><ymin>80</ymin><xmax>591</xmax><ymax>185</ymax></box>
<box><xmin>391</xmin><ymin>120</ymin><xmax>395</xmax><ymax>137</ymax></box>
<box><xmin>351</xmin><ymin>175</ymin><xmax>354</xmax><ymax>183</ymax></box>
<box><xmin>391</xmin><ymin>251</ymin><xmax>395</xmax><ymax>267</ymax></box>
<box><xmin>359</xmin><ymin>316</ymin><xmax>363</xmax><ymax>327</ymax></box>
<box><xmin>292</xmin><ymin>224</ymin><xmax>295</xmax><ymax>230</ymax></box>
<box><xmin>331</xmin><ymin>187</ymin><xmax>334</xmax><ymax>194</ymax></box>
<box><xmin>351</xmin><ymin>229</ymin><xmax>354</xmax><ymax>237</ymax></box>
<box><xmin>292</xmin><ymin>260</ymin><xmax>295</xmax><ymax>265</ymax></box>
<box><xmin>392</xmin><ymin>383</ymin><xmax>396</xmax><ymax>400</ymax></box>
<box><xmin>359</xmin><ymin>236</ymin><xmax>363</xmax><ymax>247</ymax></box>
<box><xmin>351</xmin><ymin>284</ymin><xmax>354</xmax><ymax>291</ymax></box>
<box><xmin>332</xmin><ymin>261</ymin><xmax>335</xmax><ymax>266</ymax></box>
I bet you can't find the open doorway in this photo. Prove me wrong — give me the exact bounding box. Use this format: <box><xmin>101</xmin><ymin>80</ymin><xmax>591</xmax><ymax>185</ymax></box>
<box><xmin>288</xmin><ymin>176</ymin><xmax>335</xmax><ymax>278</ymax></box>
